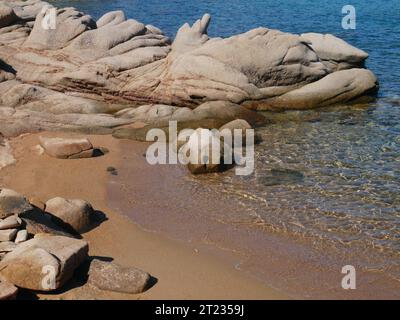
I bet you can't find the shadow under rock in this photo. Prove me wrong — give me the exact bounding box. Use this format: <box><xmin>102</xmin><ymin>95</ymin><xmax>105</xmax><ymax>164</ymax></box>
<box><xmin>0</xmin><ymin>59</ymin><xmax>16</xmax><ymax>75</ymax></box>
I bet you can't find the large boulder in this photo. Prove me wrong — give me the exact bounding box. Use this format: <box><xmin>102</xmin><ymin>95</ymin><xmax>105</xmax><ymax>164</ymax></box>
<box><xmin>88</xmin><ymin>259</ymin><xmax>151</xmax><ymax>294</ymax></box>
<box><xmin>0</xmin><ymin>235</ymin><xmax>89</xmax><ymax>291</ymax></box>
<box><xmin>0</xmin><ymin>188</ymin><xmax>33</xmax><ymax>219</ymax></box>
<box><xmin>45</xmin><ymin>197</ymin><xmax>93</xmax><ymax>233</ymax></box>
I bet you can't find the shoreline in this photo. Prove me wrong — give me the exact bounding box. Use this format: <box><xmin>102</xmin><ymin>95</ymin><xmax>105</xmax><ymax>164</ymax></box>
<box><xmin>0</xmin><ymin>132</ymin><xmax>287</xmax><ymax>300</ymax></box>
<box><xmin>108</xmin><ymin>136</ymin><xmax>400</xmax><ymax>300</ymax></box>
<box><xmin>1</xmin><ymin>131</ymin><xmax>399</xmax><ymax>299</ymax></box>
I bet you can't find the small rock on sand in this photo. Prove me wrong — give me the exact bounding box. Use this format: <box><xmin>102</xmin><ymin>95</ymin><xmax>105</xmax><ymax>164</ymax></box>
<box><xmin>88</xmin><ymin>259</ymin><xmax>152</xmax><ymax>294</ymax></box>
<box><xmin>45</xmin><ymin>197</ymin><xmax>94</xmax><ymax>233</ymax></box>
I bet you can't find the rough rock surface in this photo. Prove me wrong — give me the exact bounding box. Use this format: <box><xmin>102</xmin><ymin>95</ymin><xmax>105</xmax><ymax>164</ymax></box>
<box><xmin>0</xmin><ymin>235</ymin><xmax>89</xmax><ymax>291</ymax></box>
<box><xmin>0</xmin><ymin>241</ymin><xmax>16</xmax><ymax>253</ymax></box>
<box><xmin>0</xmin><ymin>134</ymin><xmax>15</xmax><ymax>170</ymax></box>
<box><xmin>0</xmin><ymin>228</ymin><xmax>17</xmax><ymax>241</ymax></box>
<box><xmin>88</xmin><ymin>259</ymin><xmax>151</xmax><ymax>294</ymax></box>
<box><xmin>20</xmin><ymin>207</ymin><xmax>76</xmax><ymax>238</ymax></box>
<box><xmin>0</xmin><ymin>279</ymin><xmax>18</xmax><ymax>300</ymax></box>
<box><xmin>0</xmin><ymin>4</ymin><xmax>18</xmax><ymax>29</ymax></box>
<box><xmin>14</xmin><ymin>229</ymin><xmax>27</xmax><ymax>243</ymax></box>
<box><xmin>45</xmin><ymin>197</ymin><xmax>93</xmax><ymax>233</ymax></box>
<box><xmin>0</xmin><ymin>1</ymin><xmax>378</xmax><ymax>138</ymax></box>
<box><xmin>0</xmin><ymin>215</ymin><xmax>22</xmax><ymax>229</ymax></box>
<box><xmin>39</xmin><ymin>136</ymin><xmax>93</xmax><ymax>159</ymax></box>
<box><xmin>300</xmin><ymin>33</ymin><xmax>369</xmax><ymax>71</ymax></box>
<box><xmin>219</xmin><ymin>119</ymin><xmax>252</xmax><ymax>133</ymax></box>
<box><xmin>0</xmin><ymin>188</ymin><xmax>33</xmax><ymax>219</ymax></box>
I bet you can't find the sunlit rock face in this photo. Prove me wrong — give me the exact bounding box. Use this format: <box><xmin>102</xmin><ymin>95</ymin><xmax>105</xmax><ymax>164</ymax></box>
<box><xmin>0</xmin><ymin>0</ymin><xmax>378</xmax><ymax>136</ymax></box>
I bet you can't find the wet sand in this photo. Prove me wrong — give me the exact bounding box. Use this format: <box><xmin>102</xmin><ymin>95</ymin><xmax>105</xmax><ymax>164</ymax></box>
<box><xmin>0</xmin><ymin>132</ymin><xmax>287</xmax><ymax>300</ymax></box>
<box><xmin>108</xmin><ymin>140</ymin><xmax>400</xmax><ymax>300</ymax></box>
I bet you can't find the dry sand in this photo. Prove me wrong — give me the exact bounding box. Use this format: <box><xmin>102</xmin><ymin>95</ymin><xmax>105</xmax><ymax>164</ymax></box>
<box><xmin>0</xmin><ymin>132</ymin><xmax>288</xmax><ymax>300</ymax></box>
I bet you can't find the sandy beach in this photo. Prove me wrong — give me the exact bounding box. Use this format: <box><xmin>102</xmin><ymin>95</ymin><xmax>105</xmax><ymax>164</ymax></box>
<box><xmin>0</xmin><ymin>132</ymin><xmax>288</xmax><ymax>300</ymax></box>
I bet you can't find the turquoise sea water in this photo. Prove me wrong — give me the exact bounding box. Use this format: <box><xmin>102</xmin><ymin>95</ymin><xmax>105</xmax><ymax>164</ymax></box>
<box><xmin>49</xmin><ymin>0</ymin><xmax>400</xmax><ymax>286</ymax></box>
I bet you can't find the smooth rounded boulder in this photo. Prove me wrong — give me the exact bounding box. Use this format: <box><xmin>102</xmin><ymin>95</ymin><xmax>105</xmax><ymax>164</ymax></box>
<box><xmin>45</xmin><ymin>197</ymin><xmax>93</xmax><ymax>233</ymax></box>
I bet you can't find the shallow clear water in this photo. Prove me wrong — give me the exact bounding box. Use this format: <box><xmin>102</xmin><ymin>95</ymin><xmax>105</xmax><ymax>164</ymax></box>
<box><xmin>51</xmin><ymin>0</ymin><xmax>400</xmax><ymax>282</ymax></box>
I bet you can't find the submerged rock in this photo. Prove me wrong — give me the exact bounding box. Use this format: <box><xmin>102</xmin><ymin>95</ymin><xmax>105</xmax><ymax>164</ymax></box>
<box><xmin>259</xmin><ymin>169</ymin><xmax>305</xmax><ymax>186</ymax></box>
<box><xmin>14</xmin><ymin>229</ymin><xmax>28</xmax><ymax>244</ymax></box>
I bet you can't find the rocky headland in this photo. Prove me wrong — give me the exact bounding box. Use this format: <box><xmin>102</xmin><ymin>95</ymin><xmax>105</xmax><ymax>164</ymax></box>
<box><xmin>0</xmin><ymin>0</ymin><xmax>378</xmax><ymax>138</ymax></box>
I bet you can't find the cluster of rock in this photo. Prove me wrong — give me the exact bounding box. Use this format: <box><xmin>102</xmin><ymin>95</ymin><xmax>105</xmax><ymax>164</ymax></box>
<box><xmin>0</xmin><ymin>187</ymin><xmax>152</xmax><ymax>300</ymax></box>
<box><xmin>0</xmin><ymin>0</ymin><xmax>378</xmax><ymax>138</ymax></box>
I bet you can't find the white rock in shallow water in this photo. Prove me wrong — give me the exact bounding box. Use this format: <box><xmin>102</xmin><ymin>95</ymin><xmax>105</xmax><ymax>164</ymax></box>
<box><xmin>14</xmin><ymin>230</ymin><xmax>28</xmax><ymax>244</ymax></box>
<box><xmin>0</xmin><ymin>229</ymin><xmax>17</xmax><ymax>242</ymax></box>
<box><xmin>0</xmin><ymin>215</ymin><xmax>22</xmax><ymax>230</ymax></box>
<box><xmin>0</xmin><ymin>4</ymin><xmax>18</xmax><ymax>28</ymax></box>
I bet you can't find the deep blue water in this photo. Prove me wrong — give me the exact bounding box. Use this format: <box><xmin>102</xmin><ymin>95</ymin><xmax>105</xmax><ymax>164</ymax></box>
<box><xmin>49</xmin><ymin>0</ymin><xmax>399</xmax><ymax>98</ymax></box>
